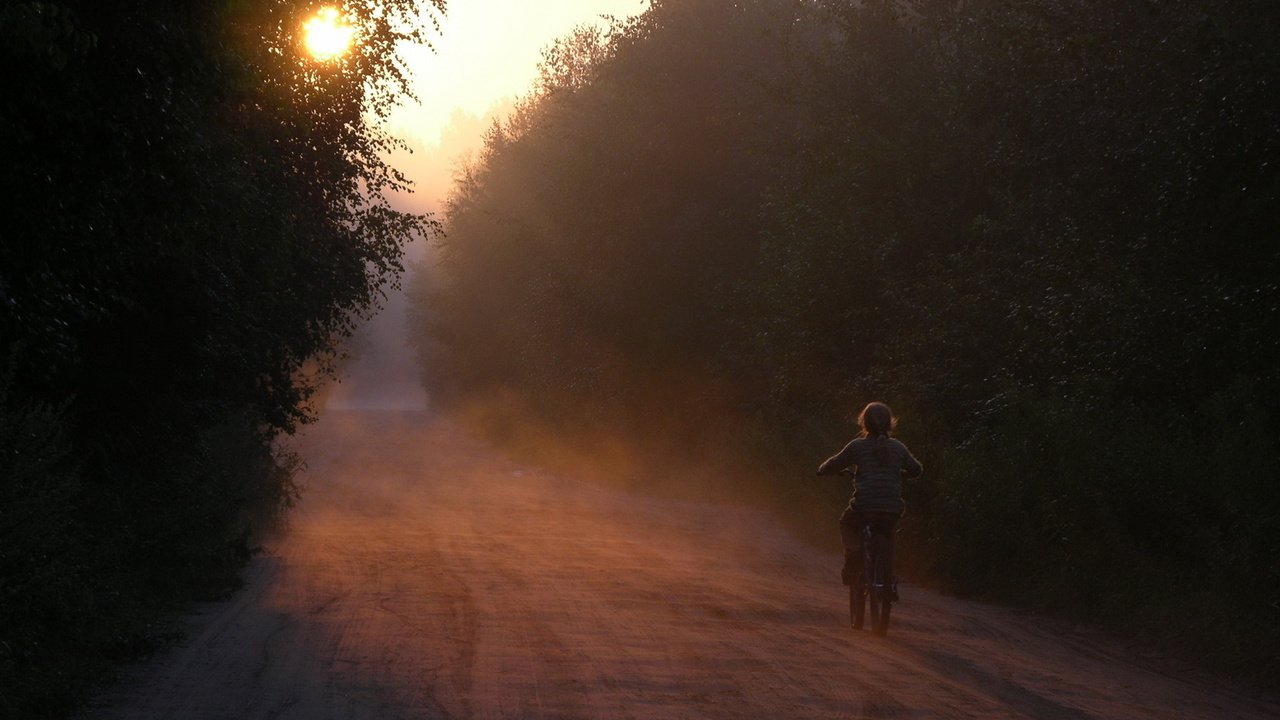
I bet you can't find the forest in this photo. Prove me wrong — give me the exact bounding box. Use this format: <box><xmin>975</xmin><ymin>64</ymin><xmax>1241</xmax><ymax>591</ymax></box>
<box><xmin>0</xmin><ymin>0</ymin><xmax>439</xmax><ymax>715</ymax></box>
<box><xmin>417</xmin><ymin>0</ymin><xmax>1280</xmax><ymax>685</ymax></box>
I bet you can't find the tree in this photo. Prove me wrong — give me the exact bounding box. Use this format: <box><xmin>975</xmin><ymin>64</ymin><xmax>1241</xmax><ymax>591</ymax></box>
<box><xmin>0</xmin><ymin>1</ymin><xmax>442</xmax><ymax>715</ymax></box>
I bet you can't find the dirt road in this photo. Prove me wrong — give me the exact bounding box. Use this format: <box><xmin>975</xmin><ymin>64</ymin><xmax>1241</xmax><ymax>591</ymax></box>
<box><xmin>86</xmin><ymin>410</ymin><xmax>1279</xmax><ymax>719</ymax></box>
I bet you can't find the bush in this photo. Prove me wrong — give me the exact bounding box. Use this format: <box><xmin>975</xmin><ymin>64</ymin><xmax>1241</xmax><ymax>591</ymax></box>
<box><xmin>924</xmin><ymin>381</ymin><xmax>1279</xmax><ymax>680</ymax></box>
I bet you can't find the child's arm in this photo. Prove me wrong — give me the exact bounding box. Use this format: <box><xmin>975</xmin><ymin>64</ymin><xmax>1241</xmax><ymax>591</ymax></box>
<box><xmin>816</xmin><ymin>440</ymin><xmax>858</xmax><ymax>476</ymax></box>
<box><xmin>902</xmin><ymin>446</ymin><xmax>923</xmax><ymax>478</ymax></box>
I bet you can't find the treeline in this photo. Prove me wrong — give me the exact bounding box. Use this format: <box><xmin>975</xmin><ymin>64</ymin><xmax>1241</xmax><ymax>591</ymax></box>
<box><xmin>418</xmin><ymin>0</ymin><xmax>1280</xmax><ymax>683</ymax></box>
<box><xmin>0</xmin><ymin>1</ymin><xmax>437</xmax><ymax>715</ymax></box>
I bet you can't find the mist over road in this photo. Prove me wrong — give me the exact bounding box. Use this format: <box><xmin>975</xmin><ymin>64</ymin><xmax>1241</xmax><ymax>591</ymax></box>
<box><xmin>87</xmin><ymin>410</ymin><xmax>1279</xmax><ymax>719</ymax></box>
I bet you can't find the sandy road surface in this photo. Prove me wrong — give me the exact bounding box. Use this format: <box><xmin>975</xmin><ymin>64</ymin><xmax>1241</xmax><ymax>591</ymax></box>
<box><xmin>86</xmin><ymin>410</ymin><xmax>1279</xmax><ymax>719</ymax></box>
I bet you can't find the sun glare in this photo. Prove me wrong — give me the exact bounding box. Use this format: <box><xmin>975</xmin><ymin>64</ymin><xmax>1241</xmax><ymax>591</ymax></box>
<box><xmin>304</xmin><ymin>7</ymin><xmax>355</xmax><ymax>61</ymax></box>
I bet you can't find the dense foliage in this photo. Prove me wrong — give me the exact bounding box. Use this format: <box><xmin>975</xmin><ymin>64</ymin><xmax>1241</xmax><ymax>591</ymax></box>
<box><xmin>0</xmin><ymin>1</ymin><xmax>438</xmax><ymax>715</ymax></box>
<box><xmin>418</xmin><ymin>0</ymin><xmax>1280</xmax><ymax>683</ymax></box>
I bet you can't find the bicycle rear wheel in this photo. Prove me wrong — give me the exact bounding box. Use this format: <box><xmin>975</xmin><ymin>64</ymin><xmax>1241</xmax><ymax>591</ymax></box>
<box><xmin>871</xmin><ymin>589</ymin><xmax>891</xmax><ymax>635</ymax></box>
<box><xmin>869</xmin><ymin>532</ymin><xmax>893</xmax><ymax>636</ymax></box>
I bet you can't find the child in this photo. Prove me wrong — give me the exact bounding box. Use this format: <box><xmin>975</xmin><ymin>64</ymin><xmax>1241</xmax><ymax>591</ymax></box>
<box><xmin>817</xmin><ymin>402</ymin><xmax>923</xmax><ymax>592</ymax></box>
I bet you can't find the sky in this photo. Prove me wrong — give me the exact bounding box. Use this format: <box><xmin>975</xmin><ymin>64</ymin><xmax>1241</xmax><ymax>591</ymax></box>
<box><xmin>381</xmin><ymin>0</ymin><xmax>649</xmax><ymax>212</ymax></box>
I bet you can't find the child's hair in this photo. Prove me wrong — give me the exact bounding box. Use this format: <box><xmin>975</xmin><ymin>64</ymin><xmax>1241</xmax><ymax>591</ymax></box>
<box><xmin>858</xmin><ymin>401</ymin><xmax>896</xmax><ymax>463</ymax></box>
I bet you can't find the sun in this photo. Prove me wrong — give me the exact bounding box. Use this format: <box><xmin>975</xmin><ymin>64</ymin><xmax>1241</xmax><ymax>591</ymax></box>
<box><xmin>303</xmin><ymin>7</ymin><xmax>355</xmax><ymax>61</ymax></box>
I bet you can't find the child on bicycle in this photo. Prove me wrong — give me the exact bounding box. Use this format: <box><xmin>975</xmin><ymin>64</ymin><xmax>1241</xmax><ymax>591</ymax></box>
<box><xmin>816</xmin><ymin>401</ymin><xmax>923</xmax><ymax>595</ymax></box>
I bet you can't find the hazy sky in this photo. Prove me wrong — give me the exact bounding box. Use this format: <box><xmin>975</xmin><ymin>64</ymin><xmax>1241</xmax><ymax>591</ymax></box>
<box><xmin>330</xmin><ymin>2</ymin><xmax>651</xmax><ymax>404</ymax></box>
<box><xmin>385</xmin><ymin>0</ymin><xmax>648</xmax><ymax>190</ymax></box>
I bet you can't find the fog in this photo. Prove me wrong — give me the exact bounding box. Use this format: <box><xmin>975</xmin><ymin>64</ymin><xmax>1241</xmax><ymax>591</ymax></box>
<box><xmin>323</xmin><ymin>103</ymin><xmax>515</xmax><ymax>414</ymax></box>
<box><xmin>322</xmin><ymin>281</ymin><xmax>430</xmax><ymax>412</ymax></box>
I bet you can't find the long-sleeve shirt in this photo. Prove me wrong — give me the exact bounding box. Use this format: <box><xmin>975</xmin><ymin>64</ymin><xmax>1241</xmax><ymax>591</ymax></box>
<box><xmin>818</xmin><ymin>436</ymin><xmax>923</xmax><ymax>514</ymax></box>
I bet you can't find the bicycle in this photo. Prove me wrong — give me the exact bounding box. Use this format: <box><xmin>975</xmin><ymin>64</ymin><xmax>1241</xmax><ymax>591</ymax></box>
<box><xmin>839</xmin><ymin>470</ymin><xmax>897</xmax><ymax>636</ymax></box>
<box><xmin>848</xmin><ymin>512</ymin><xmax>897</xmax><ymax>635</ymax></box>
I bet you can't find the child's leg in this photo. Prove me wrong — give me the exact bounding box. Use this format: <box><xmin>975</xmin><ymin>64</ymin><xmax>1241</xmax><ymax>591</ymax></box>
<box><xmin>838</xmin><ymin>507</ymin><xmax>863</xmax><ymax>585</ymax></box>
<box><xmin>874</xmin><ymin>514</ymin><xmax>900</xmax><ymax>600</ymax></box>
